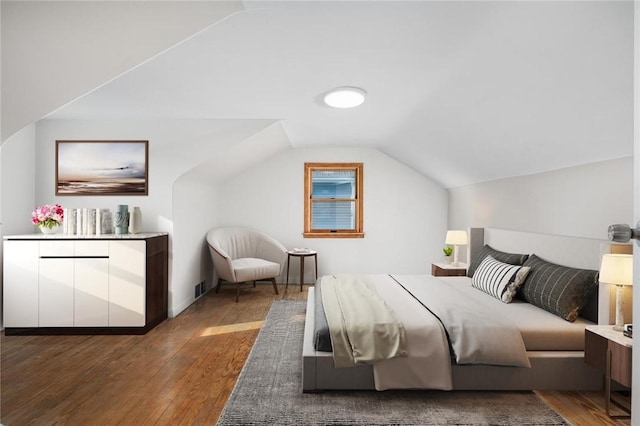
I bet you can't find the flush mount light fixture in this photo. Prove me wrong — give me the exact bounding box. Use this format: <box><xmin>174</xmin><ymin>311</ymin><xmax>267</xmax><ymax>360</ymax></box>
<box><xmin>323</xmin><ymin>87</ymin><xmax>367</xmax><ymax>108</ymax></box>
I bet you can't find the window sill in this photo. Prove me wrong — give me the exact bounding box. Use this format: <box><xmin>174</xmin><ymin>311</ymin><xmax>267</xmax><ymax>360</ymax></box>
<box><xmin>303</xmin><ymin>232</ymin><xmax>365</xmax><ymax>239</ymax></box>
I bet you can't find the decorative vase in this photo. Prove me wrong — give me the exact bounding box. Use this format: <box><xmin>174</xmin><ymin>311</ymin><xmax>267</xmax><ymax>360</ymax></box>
<box><xmin>444</xmin><ymin>256</ymin><xmax>452</xmax><ymax>264</ymax></box>
<box><xmin>129</xmin><ymin>207</ymin><xmax>141</xmax><ymax>234</ymax></box>
<box><xmin>114</xmin><ymin>205</ymin><xmax>129</xmax><ymax>235</ymax></box>
<box><xmin>40</xmin><ymin>226</ymin><xmax>57</xmax><ymax>234</ymax></box>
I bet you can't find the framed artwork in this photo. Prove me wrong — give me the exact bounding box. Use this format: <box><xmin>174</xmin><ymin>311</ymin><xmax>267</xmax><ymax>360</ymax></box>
<box><xmin>55</xmin><ymin>140</ymin><xmax>149</xmax><ymax>196</ymax></box>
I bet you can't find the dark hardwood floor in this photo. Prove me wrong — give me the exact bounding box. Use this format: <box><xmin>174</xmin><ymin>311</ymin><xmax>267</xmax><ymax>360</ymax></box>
<box><xmin>0</xmin><ymin>284</ymin><xmax>630</xmax><ymax>425</ymax></box>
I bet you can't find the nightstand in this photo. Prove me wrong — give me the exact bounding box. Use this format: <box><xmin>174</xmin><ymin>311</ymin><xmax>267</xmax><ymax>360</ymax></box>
<box><xmin>584</xmin><ymin>325</ymin><xmax>632</xmax><ymax>418</ymax></box>
<box><xmin>431</xmin><ymin>263</ymin><xmax>467</xmax><ymax>277</ymax></box>
<box><xmin>285</xmin><ymin>250</ymin><xmax>318</xmax><ymax>292</ymax></box>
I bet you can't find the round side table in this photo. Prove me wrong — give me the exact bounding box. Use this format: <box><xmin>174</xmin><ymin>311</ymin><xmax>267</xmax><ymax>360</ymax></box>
<box><xmin>286</xmin><ymin>250</ymin><xmax>318</xmax><ymax>292</ymax></box>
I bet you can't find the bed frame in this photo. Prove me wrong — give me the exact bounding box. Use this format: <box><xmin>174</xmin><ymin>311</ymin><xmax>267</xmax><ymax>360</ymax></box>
<box><xmin>302</xmin><ymin>227</ymin><xmax>616</xmax><ymax>392</ymax></box>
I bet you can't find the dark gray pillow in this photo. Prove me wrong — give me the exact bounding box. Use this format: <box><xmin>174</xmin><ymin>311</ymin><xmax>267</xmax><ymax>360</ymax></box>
<box><xmin>467</xmin><ymin>244</ymin><xmax>529</xmax><ymax>278</ymax></box>
<box><xmin>519</xmin><ymin>254</ymin><xmax>599</xmax><ymax>322</ymax></box>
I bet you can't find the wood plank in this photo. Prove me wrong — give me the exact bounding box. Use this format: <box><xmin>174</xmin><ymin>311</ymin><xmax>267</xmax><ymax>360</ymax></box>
<box><xmin>536</xmin><ymin>390</ymin><xmax>631</xmax><ymax>426</ymax></box>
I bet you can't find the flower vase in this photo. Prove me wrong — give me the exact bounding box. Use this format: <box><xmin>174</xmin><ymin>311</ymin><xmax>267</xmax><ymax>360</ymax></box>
<box><xmin>40</xmin><ymin>226</ymin><xmax>56</xmax><ymax>234</ymax></box>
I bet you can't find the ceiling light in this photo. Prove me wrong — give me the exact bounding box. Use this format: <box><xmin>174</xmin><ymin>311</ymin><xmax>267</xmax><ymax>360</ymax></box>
<box><xmin>323</xmin><ymin>87</ymin><xmax>367</xmax><ymax>109</ymax></box>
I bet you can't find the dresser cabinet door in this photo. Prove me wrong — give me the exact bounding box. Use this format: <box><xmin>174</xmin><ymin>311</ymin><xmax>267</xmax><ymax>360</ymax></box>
<box><xmin>3</xmin><ymin>241</ymin><xmax>39</xmax><ymax>327</ymax></box>
<box><xmin>74</xmin><ymin>241</ymin><xmax>109</xmax><ymax>326</ymax></box>
<box><xmin>39</xmin><ymin>241</ymin><xmax>75</xmax><ymax>327</ymax></box>
<box><xmin>109</xmin><ymin>240</ymin><xmax>146</xmax><ymax>326</ymax></box>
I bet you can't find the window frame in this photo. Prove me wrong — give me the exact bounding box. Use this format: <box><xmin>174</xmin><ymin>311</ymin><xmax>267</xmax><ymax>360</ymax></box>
<box><xmin>303</xmin><ymin>162</ymin><xmax>364</xmax><ymax>238</ymax></box>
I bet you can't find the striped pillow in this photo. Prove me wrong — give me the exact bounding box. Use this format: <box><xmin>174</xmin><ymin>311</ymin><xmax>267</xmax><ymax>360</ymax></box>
<box><xmin>519</xmin><ymin>254</ymin><xmax>599</xmax><ymax>322</ymax></box>
<box><xmin>472</xmin><ymin>255</ymin><xmax>531</xmax><ymax>303</ymax></box>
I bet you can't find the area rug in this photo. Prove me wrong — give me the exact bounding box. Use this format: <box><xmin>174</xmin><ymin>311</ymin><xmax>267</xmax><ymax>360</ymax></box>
<box><xmin>217</xmin><ymin>300</ymin><xmax>570</xmax><ymax>425</ymax></box>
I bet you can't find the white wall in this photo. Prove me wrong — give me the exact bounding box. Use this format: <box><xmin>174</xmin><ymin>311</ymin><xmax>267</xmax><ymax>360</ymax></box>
<box><xmin>31</xmin><ymin>118</ymin><xmax>281</xmax><ymax>317</ymax></box>
<box><xmin>172</xmin><ymin>178</ymin><xmax>219</xmax><ymax>315</ymax></box>
<box><xmin>1</xmin><ymin>124</ymin><xmax>36</xmax><ymax>236</ymax></box>
<box><xmin>33</xmin><ymin>119</ymin><xmax>277</xmax><ymax>220</ymax></box>
<box><xmin>1</xmin><ymin>1</ymin><xmax>242</xmax><ymax>142</ymax></box>
<box><xmin>171</xmin><ymin>123</ymin><xmax>290</xmax><ymax>316</ymax></box>
<box><xmin>448</xmin><ymin>157</ymin><xmax>633</xmax><ymax>241</ymax></box>
<box><xmin>0</xmin><ymin>124</ymin><xmax>37</xmax><ymax>328</ymax></box>
<box><xmin>216</xmin><ymin>147</ymin><xmax>449</xmax><ymax>283</ymax></box>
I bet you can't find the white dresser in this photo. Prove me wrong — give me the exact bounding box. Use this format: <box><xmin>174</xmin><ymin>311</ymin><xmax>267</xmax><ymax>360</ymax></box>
<box><xmin>3</xmin><ymin>233</ymin><xmax>168</xmax><ymax>335</ymax></box>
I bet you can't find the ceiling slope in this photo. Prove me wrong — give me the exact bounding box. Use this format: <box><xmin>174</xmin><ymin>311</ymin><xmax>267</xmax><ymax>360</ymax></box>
<box><xmin>1</xmin><ymin>0</ymin><xmax>243</xmax><ymax>142</ymax></box>
<box><xmin>178</xmin><ymin>121</ymin><xmax>291</xmax><ymax>184</ymax></box>
<box><xmin>45</xmin><ymin>1</ymin><xmax>633</xmax><ymax>187</ymax></box>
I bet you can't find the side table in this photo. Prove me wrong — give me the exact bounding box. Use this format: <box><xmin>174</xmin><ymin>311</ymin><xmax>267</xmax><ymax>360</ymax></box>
<box><xmin>584</xmin><ymin>325</ymin><xmax>632</xmax><ymax>418</ymax></box>
<box><xmin>431</xmin><ymin>262</ymin><xmax>467</xmax><ymax>277</ymax></box>
<box><xmin>286</xmin><ymin>250</ymin><xmax>318</xmax><ymax>292</ymax></box>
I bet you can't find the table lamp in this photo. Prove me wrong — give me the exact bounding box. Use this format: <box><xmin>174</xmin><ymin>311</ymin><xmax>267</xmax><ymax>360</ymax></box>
<box><xmin>599</xmin><ymin>253</ymin><xmax>633</xmax><ymax>331</ymax></box>
<box><xmin>445</xmin><ymin>230</ymin><xmax>468</xmax><ymax>267</ymax></box>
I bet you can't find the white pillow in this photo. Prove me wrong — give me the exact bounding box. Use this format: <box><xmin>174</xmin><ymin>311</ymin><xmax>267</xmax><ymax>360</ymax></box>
<box><xmin>471</xmin><ymin>255</ymin><xmax>531</xmax><ymax>303</ymax></box>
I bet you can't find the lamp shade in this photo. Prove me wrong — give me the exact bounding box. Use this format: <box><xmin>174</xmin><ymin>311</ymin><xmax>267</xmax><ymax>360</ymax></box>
<box><xmin>599</xmin><ymin>254</ymin><xmax>633</xmax><ymax>286</ymax></box>
<box><xmin>445</xmin><ymin>230</ymin><xmax>468</xmax><ymax>246</ymax></box>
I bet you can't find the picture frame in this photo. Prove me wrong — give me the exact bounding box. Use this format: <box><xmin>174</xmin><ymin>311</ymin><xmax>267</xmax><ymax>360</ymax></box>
<box><xmin>55</xmin><ymin>140</ymin><xmax>149</xmax><ymax>196</ymax></box>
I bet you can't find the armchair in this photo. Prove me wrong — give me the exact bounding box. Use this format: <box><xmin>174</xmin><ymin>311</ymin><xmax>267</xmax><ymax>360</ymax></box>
<box><xmin>206</xmin><ymin>227</ymin><xmax>287</xmax><ymax>302</ymax></box>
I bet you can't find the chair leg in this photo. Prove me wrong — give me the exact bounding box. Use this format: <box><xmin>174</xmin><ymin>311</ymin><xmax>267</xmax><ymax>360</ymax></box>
<box><xmin>220</xmin><ymin>278</ymin><xmax>278</xmax><ymax>302</ymax></box>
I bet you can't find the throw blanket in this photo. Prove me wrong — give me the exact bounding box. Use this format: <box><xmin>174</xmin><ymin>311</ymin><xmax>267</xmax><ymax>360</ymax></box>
<box><xmin>321</xmin><ymin>275</ymin><xmax>408</xmax><ymax>368</ymax></box>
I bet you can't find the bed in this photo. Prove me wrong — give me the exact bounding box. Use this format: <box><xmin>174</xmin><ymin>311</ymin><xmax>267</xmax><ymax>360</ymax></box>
<box><xmin>302</xmin><ymin>228</ymin><xmax>616</xmax><ymax>392</ymax></box>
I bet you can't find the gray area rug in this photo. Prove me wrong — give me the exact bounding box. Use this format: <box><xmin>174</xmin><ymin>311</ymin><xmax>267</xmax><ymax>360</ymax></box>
<box><xmin>217</xmin><ymin>300</ymin><xmax>570</xmax><ymax>425</ymax></box>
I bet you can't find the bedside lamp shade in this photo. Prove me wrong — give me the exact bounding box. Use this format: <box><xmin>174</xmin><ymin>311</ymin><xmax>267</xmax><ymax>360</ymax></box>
<box><xmin>445</xmin><ymin>230</ymin><xmax>468</xmax><ymax>246</ymax></box>
<box><xmin>445</xmin><ymin>230</ymin><xmax>468</xmax><ymax>267</ymax></box>
<box><xmin>599</xmin><ymin>253</ymin><xmax>633</xmax><ymax>331</ymax></box>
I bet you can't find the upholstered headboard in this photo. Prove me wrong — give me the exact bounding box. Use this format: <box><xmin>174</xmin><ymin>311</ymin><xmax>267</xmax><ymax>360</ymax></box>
<box><xmin>467</xmin><ymin>228</ymin><xmax>630</xmax><ymax>325</ymax></box>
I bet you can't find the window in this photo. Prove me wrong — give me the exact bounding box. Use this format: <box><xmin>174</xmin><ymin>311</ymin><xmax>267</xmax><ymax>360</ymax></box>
<box><xmin>304</xmin><ymin>162</ymin><xmax>364</xmax><ymax>238</ymax></box>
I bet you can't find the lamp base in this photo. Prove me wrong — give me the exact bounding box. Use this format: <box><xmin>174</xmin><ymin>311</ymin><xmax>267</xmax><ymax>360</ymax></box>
<box><xmin>614</xmin><ymin>284</ymin><xmax>625</xmax><ymax>332</ymax></box>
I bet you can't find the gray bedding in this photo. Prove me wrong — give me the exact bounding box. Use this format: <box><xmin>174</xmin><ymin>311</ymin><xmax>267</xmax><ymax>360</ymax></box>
<box><xmin>313</xmin><ymin>274</ymin><xmax>592</xmax><ymax>354</ymax></box>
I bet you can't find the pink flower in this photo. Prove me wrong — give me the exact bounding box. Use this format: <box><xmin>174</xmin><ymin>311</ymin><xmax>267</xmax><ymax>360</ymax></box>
<box><xmin>31</xmin><ymin>204</ymin><xmax>64</xmax><ymax>229</ymax></box>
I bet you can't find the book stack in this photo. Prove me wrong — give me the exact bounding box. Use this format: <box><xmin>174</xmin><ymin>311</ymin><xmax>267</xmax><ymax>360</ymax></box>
<box><xmin>62</xmin><ymin>208</ymin><xmax>114</xmax><ymax>235</ymax></box>
<box><xmin>623</xmin><ymin>324</ymin><xmax>632</xmax><ymax>338</ymax></box>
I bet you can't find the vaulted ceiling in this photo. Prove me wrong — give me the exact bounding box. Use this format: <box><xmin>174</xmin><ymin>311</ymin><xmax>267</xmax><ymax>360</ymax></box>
<box><xmin>47</xmin><ymin>1</ymin><xmax>634</xmax><ymax>188</ymax></box>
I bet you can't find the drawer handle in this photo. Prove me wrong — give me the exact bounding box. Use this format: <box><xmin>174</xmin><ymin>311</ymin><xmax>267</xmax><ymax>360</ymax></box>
<box><xmin>40</xmin><ymin>256</ymin><xmax>109</xmax><ymax>259</ymax></box>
